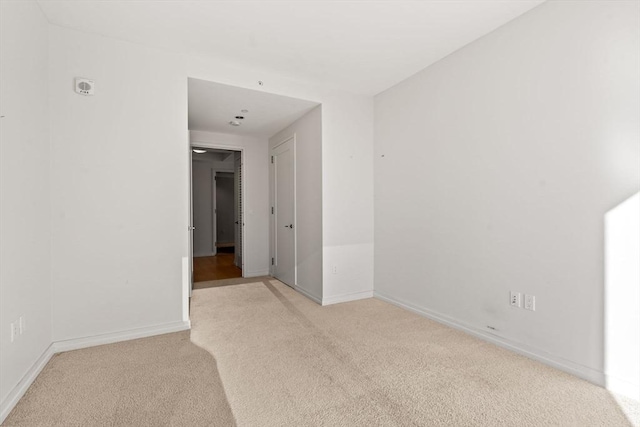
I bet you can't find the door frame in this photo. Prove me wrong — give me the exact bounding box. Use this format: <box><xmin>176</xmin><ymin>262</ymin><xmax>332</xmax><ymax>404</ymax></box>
<box><xmin>270</xmin><ymin>134</ymin><xmax>297</xmax><ymax>285</ymax></box>
<box><xmin>190</xmin><ymin>143</ymin><xmax>246</xmax><ymax>279</ymax></box>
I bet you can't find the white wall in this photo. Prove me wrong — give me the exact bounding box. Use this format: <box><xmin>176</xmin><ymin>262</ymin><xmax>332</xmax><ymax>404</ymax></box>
<box><xmin>321</xmin><ymin>95</ymin><xmax>375</xmax><ymax>304</ymax></box>
<box><xmin>192</xmin><ymin>151</ymin><xmax>235</xmax><ymax>173</ymax></box>
<box><xmin>191</xmin><ymin>131</ymin><xmax>270</xmax><ymax>277</ymax></box>
<box><xmin>49</xmin><ymin>27</ymin><xmax>189</xmax><ymax>341</ymax></box>
<box><xmin>47</xmin><ymin>24</ymin><xmax>374</xmax><ymax>341</ymax></box>
<box><xmin>0</xmin><ymin>0</ymin><xmax>52</xmax><ymax>410</ymax></box>
<box><xmin>270</xmin><ymin>106</ymin><xmax>323</xmax><ymax>301</ymax></box>
<box><xmin>374</xmin><ymin>0</ymin><xmax>639</xmax><ymax>385</ymax></box>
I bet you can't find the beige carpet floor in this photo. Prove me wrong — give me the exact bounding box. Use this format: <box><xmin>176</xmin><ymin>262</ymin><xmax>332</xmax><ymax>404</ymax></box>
<box><xmin>193</xmin><ymin>275</ymin><xmax>272</xmax><ymax>290</ymax></box>
<box><xmin>4</xmin><ymin>278</ymin><xmax>639</xmax><ymax>426</ymax></box>
<box><xmin>3</xmin><ymin>332</ymin><xmax>235</xmax><ymax>427</ymax></box>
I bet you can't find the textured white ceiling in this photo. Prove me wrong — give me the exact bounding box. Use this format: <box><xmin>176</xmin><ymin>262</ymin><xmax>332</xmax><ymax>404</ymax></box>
<box><xmin>188</xmin><ymin>78</ymin><xmax>319</xmax><ymax>138</ymax></box>
<box><xmin>38</xmin><ymin>0</ymin><xmax>544</xmax><ymax>95</ymax></box>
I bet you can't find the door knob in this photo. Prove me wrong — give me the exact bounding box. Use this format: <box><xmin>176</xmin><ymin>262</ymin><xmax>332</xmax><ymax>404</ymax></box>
<box><xmin>284</xmin><ymin>224</ymin><xmax>293</xmax><ymax>229</ymax></box>
<box><xmin>189</xmin><ymin>226</ymin><xmax>196</xmax><ymax>231</ymax></box>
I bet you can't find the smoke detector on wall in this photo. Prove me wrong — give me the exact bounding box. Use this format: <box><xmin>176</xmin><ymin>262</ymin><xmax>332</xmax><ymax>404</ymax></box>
<box><xmin>75</xmin><ymin>78</ymin><xmax>95</xmax><ymax>96</ymax></box>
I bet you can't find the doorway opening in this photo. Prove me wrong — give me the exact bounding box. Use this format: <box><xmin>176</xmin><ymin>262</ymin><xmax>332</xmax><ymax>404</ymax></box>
<box><xmin>186</xmin><ymin>77</ymin><xmax>321</xmax><ymax>302</ymax></box>
<box><xmin>191</xmin><ymin>147</ymin><xmax>243</xmax><ymax>284</ymax></box>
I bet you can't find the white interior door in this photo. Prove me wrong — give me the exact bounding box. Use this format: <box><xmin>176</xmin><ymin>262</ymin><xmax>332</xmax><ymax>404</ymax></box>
<box><xmin>272</xmin><ymin>138</ymin><xmax>295</xmax><ymax>287</ymax></box>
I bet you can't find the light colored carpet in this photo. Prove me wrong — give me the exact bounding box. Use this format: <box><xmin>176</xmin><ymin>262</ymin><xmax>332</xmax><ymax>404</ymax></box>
<box><xmin>190</xmin><ymin>279</ymin><xmax>639</xmax><ymax>426</ymax></box>
<box><xmin>193</xmin><ymin>275</ymin><xmax>272</xmax><ymax>290</ymax></box>
<box><xmin>3</xmin><ymin>332</ymin><xmax>235</xmax><ymax>426</ymax></box>
<box><xmin>4</xmin><ymin>279</ymin><xmax>639</xmax><ymax>426</ymax></box>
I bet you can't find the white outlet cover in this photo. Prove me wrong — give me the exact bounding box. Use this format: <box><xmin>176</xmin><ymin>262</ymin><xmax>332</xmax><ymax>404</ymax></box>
<box><xmin>524</xmin><ymin>294</ymin><xmax>536</xmax><ymax>311</ymax></box>
<box><xmin>75</xmin><ymin>77</ymin><xmax>95</xmax><ymax>96</ymax></box>
<box><xmin>510</xmin><ymin>291</ymin><xmax>521</xmax><ymax>308</ymax></box>
<box><xmin>10</xmin><ymin>322</ymin><xmax>18</xmax><ymax>342</ymax></box>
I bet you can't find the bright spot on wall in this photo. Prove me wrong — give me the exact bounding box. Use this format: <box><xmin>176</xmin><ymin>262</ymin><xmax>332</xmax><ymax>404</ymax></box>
<box><xmin>605</xmin><ymin>192</ymin><xmax>640</xmax><ymax>401</ymax></box>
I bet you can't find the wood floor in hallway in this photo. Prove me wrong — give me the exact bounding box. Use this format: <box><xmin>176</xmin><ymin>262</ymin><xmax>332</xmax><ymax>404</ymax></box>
<box><xmin>193</xmin><ymin>253</ymin><xmax>242</xmax><ymax>282</ymax></box>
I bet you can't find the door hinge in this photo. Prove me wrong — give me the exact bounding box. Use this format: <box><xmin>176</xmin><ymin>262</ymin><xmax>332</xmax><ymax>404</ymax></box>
<box><xmin>271</xmin><ymin>156</ymin><xmax>274</xmax><ymax>164</ymax></box>
<box><xmin>271</xmin><ymin>257</ymin><xmax>274</xmax><ymax>265</ymax></box>
<box><xmin>271</xmin><ymin>206</ymin><xmax>274</xmax><ymax>214</ymax></box>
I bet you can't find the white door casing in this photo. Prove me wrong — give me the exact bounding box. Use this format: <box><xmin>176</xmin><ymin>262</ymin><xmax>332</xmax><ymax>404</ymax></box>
<box><xmin>271</xmin><ymin>136</ymin><xmax>296</xmax><ymax>287</ymax></box>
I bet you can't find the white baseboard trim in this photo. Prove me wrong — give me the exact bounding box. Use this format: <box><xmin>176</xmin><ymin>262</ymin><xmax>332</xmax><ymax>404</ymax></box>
<box><xmin>323</xmin><ymin>290</ymin><xmax>374</xmax><ymax>306</ymax></box>
<box><xmin>244</xmin><ymin>270</ymin><xmax>270</xmax><ymax>278</ymax></box>
<box><xmin>294</xmin><ymin>285</ymin><xmax>322</xmax><ymax>305</ymax></box>
<box><xmin>52</xmin><ymin>321</ymin><xmax>191</xmax><ymax>353</ymax></box>
<box><xmin>0</xmin><ymin>344</ymin><xmax>55</xmax><ymax>425</ymax></box>
<box><xmin>374</xmin><ymin>291</ymin><xmax>605</xmax><ymax>387</ymax></box>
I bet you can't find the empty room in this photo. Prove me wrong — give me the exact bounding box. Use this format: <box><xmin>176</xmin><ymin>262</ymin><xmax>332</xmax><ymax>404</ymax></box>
<box><xmin>1</xmin><ymin>0</ymin><xmax>638</xmax><ymax>426</ymax></box>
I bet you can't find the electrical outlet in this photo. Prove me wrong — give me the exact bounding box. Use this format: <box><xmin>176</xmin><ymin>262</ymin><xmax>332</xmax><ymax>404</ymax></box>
<box><xmin>10</xmin><ymin>322</ymin><xmax>19</xmax><ymax>342</ymax></box>
<box><xmin>510</xmin><ymin>291</ymin><xmax>521</xmax><ymax>308</ymax></box>
<box><xmin>332</xmin><ymin>265</ymin><xmax>337</xmax><ymax>274</ymax></box>
<box><xmin>524</xmin><ymin>294</ymin><xmax>536</xmax><ymax>311</ymax></box>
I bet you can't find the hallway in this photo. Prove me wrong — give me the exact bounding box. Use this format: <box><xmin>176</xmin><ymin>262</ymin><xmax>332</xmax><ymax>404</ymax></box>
<box><xmin>193</xmin><ymin>251</ymin><xmax>242</xmax><ymax>282</ymax></box>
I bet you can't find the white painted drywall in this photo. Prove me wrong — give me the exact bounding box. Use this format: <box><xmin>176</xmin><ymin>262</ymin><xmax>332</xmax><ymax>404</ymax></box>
<box><xmin>48</xmin><ymin>24</ymin><xmax>374</xmax><ymax>341</ymax></box>
<box><xmin>270</xmin><ymin>106</ymin><xmax>323</xmax><ymax>301</ymax></box>
<box><xmin>322</xmin><ymin>95</ymin><xmax>374</xmax><ymax>304</ymax></box>
<box><xmin>374</xmin><ymin>0</ymin><xmax>639</xmax><ymax>382</ymax></box>
<box><xmin>49</xmin><ymin>28</ymin><xmax>188</xmax><ymax>341</ymax></box>
<box><xmin>190</xmin><ymin>131</ymin><xmax>270</xmax><ymax>277</ymax></box>
<box><xmin>0</xmin><ymin>0</ymin><xmax>52</xmax><ymax>407</ymax></box>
